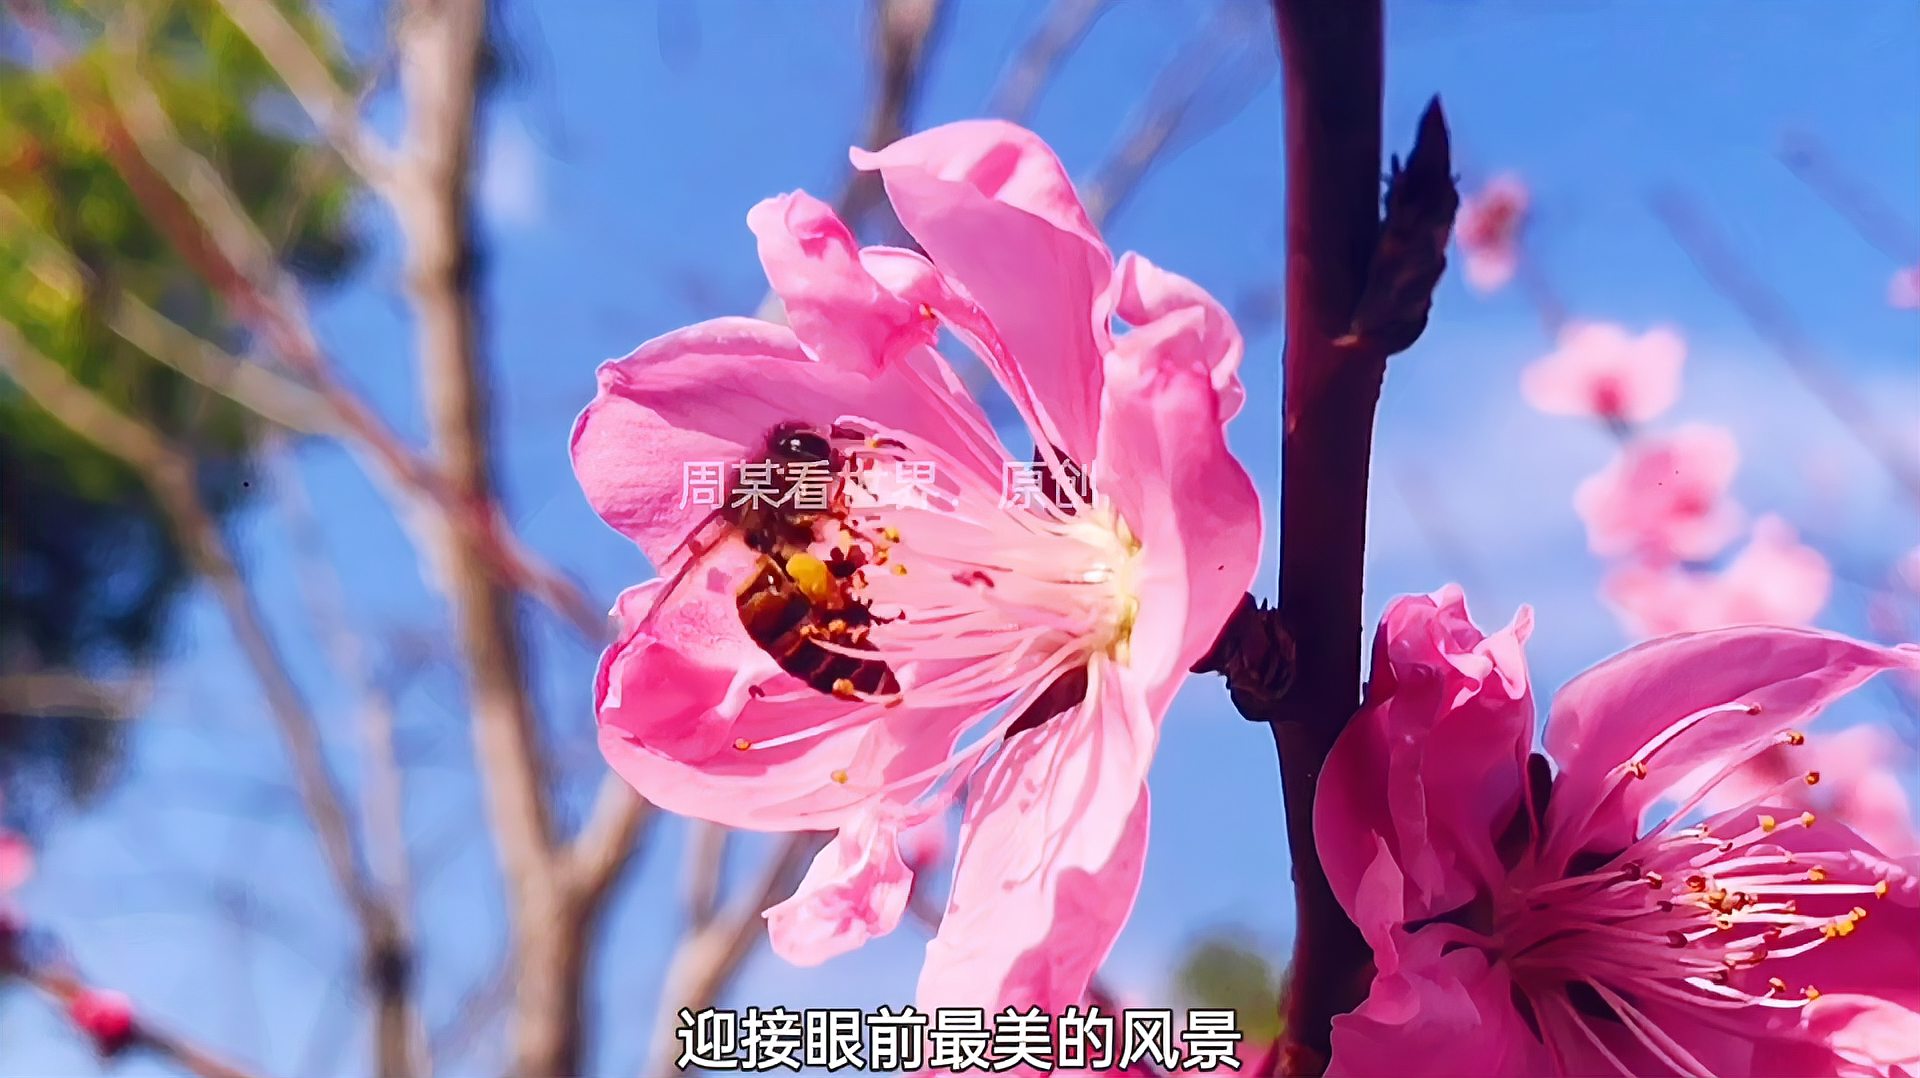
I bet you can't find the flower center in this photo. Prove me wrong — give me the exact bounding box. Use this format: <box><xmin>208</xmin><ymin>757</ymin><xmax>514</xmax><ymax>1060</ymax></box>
<box><xmin>1487</xmin><ymin>725</ymin><xmax>1892</xmax><ymax>1076</ymax></box>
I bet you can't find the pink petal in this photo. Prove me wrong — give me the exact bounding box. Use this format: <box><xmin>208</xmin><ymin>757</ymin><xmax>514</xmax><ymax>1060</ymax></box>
<box><xmin>917</xmin><ymin>663</ymin><xmax>1155</xmax><ymax>1013</ymax></box>
<box><xmin>1889</xmin><ymin>265</ymin><xmax>1920</xmax><ymax>311</ymax></box>
<box><xmin>747</xmin><ymin>191</ymin><xmax>934</xmax><ymax>373</ymax></box>
<box><xmin>1318</xmin><ymin>587</ymin><xmax>1536</xmax><ymax>932</ymax></box>
<box><xmin>1111</xmin><ymin>252</ymin><xmax>1246</xmax><ymax>421</ymax></box>
<box><xmin>764</xmin><ymin>810</ymin><xmax>913</xmax><ymax>966</ymax></box>
<box><xmin>594</xmin><ymin>584</ymin><xmax>966</xmax><ymax>831</ymax></box>
<box><xmin>1574</xmin><ymin>423</ymin><xmax>1742</xmax><ymax>563</ymax></box>
<box><xmin>852</xmin><ymin>121</ymin><xmax>1114</xmax><ymax>463</ymax></box>
<box><xmin>1521</xmin><ymin>321</ymin><xmax>1685</xmax><ymax>423</ymax></box>
<box><xmin>1327</xmin><ymin>927</ymin><xmax>1552</xmax><ymax>1077</ymax></box>
<box><xmin>1600</xmin><ymin>515</ymin><xmax>1832</xmax><ymax>638</ymax></box>
<box><xmin>1094</xmin><ymin>287</ymin><xmax>1262</xmax><ymax>687</ymax></box>
<box><xmin>1540</xmin><ymin>625</ymin><xmax>1920</xmax><ymax>868</ymax></box>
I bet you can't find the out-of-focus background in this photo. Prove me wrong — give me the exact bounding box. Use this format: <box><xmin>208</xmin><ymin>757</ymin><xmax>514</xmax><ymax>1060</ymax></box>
<box><xmin>2</xmin><ymin>1</ymin><xmax>1916</xmax><ymax>1075</ymax></box>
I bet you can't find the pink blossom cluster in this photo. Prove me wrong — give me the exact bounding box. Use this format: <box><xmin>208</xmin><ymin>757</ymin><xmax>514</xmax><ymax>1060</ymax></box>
<box><xmin>1456</xmin><ymin>173</ymin><xmax>1530</xmax><ymax>294</ymax></box>
<box><xmin>1521</xmin><ymin>318</ymin><xmax>1831</xmax><ymax>636</ymax></box>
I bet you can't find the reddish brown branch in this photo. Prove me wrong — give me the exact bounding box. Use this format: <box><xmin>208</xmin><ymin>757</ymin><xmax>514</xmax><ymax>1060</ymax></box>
<box><xmin>1256</xmin><ymin>3</ymin><xmax>1453</xmax><ymax>1073</ymax></box>
<box><xmin>4</xmin><ymin>947</ymin><xmax>263</xmax><ymax>1078</ymax></box>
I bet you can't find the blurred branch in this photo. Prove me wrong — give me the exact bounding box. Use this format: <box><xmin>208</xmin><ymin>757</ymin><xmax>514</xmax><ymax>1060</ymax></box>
<box><xmin>1779</xmin><ymin>130</ymin><xmax>1920</xmax><ymax>264</ymax></box>
<box><xmin>210</xmin><ymin>0</ymin><xmax>396</xmax><ymax>191</ymax></box>
<box><xmin>1649</xmin><ymin>188</ymin><xmax>1920</xmax><ymax>507</ymax></box>
<box><xmin>0</xmin><ymin>319</ymin><xmax>376</xmax><ymax>1054</ymax></box>
<box><xmin>3</xmin><ymin>941</ymin><xmax>263</xmax><ymax>1078</ymax></box>
<box><xmin>835</xmin><ymin>0</ymin><xmax>948</xmax><ymax>239</ymax></box>
<box><xmin>1080</xmin><ymin>1</ymin><xmax>1269</xmax><ymax>229</ymax></box>
<box><xmin>987</xmin><ymin>0</ymin><xmax>1111</xmax><ymax>122</ymax></box>
<box><xmin>428</xmin><ymin>951</ymin><xmax>514</xmax><ymax>1067</ymax></box>
<box><xmin>643</xmin><ymin>832</ymin><xmax>821</xmax><ymax>1077</ymax></box>
<box><xmin>562</xmin><ymin>772</ymin><xmax>658</xmax><ymax>912</ymax></box>
<box><xmin>0</xmin><ymin>672</ymin><xmax>145</xmax><ymax>720</ymax></box>
<box><xmin>269</xmin><ymin>445</ymin><xmax>427</xmax><ymax>1078</ymax></box>
<box><xmin>0</xmin><ymin>192</ymin><xmax>337</xmax><ymax>435</ymax></box>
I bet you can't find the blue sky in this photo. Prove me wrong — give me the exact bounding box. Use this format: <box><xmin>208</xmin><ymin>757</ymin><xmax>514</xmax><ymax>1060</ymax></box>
<box><xmin>6</xmin><ymin>2</ymin><xmax>1918</xmax><ymax>1074</ymax></box>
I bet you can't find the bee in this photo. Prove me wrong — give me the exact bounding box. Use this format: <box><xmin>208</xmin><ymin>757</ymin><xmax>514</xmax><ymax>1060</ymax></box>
<box><xmin>650</xmin><ymin>421</ymin><xmax>900</xmax><ymax>701</ymax></box>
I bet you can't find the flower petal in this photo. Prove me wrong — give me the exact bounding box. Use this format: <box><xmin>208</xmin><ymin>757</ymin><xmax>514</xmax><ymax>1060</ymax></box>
<box><xmin>1541</xmin><ymin>625</ymin><xmax>1920</xmax><ymax>869</ymax></box>
<box><xmin>747</xmin><ymin>191</ymin><xmax>935</xmax><ymax>373</ymax></box>
<box><xmin>1094</xmin><ymin>297</ymin><xmax>1262</xmax><ymax>687</ymax></box>
<box><xmin>1112</xmin><ymin>252</ymin><xmax>1246</xmax><ymax>421</ymax></box>
<box><xmin>1317</xmin><ymin>587</ymin><xmax>1536</xmax><ymax>929</ymax></box>
<box><xmin>765</xmin><ymin>810</ymin><xmax>914</xmax><ymax>966</ymax></box>
<box><xmin>1327</xmin><ymin>928</ymin><xmax>1552</xmax><ymax>1077</ymax></box>
<box><xmin>852</xmin><ymin>121</ymin><xmax>1113</xmax><ymax>463</ymax></box>
<box><xmin>917</xmin><ymin>662</ymin><xmax>1154</xmax><ymax>1012</ymax></box>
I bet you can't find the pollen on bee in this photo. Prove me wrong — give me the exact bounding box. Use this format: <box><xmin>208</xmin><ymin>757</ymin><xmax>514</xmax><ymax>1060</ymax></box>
<box><xmin>786</xmin><ymin>552</ymin><xmax>836</xmax><ymax>604</ymax></box>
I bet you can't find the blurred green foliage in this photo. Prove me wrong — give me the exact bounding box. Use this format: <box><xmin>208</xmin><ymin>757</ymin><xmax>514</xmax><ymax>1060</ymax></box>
<box><xmin>0</xmin><ymin>0</ymin><xmax>361</xmax><ymax>820</ymax></box>
<box><xmin>1175</xmin><ymin>931</ymin><xmax>1288</xmax><ymax>1046</ymax></box>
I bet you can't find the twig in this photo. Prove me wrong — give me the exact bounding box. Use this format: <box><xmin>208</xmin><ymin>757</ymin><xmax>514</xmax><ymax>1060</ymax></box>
<box><xmin>835</xmin><ymin>0</ymin><xmax>948</xmax><ymax>240</ymax></box>
<box><xmin>1778</xmin><ymin>130</ymin><xmax>1920</xmax><ymax>265</ymax></box>
<box><xmin>642</xmin><ymin>833</ymin><xmax>823</xmax><ymax>1077</ymax></box>
<box><xmin>1649</xmin><ymin>188</ymin><xmax>1920</xmax><ymax>507</ymax></box>
<box><xmin>269</xmin><ymin>444</ymin><xmax>427</xmax><ymax>1078</ymax></box>
<box><xmin>1080</xmin><ymin>1</ymin><xmax>1268</xmax><ymax>229</ymax></box>
<box><xmin>4</xmin><ymin>948</ymin><xmax>265</xmax><ymax>1078</ymax></box>
<box><xmin>987</xmin><ymin>0</ymin><xmax>1112</xmax><ymax>122</ymax></box>
<box><xmin>0</xmin><ymin>319</ymin><xmax>373</xmax><ymax>925</ymax></box>
<box><xmin>210</xmin><ymin>0</ymin><xmax>396</xmax><ymax>191</ymax></box>
<box><xmin>0</xmin><ymin>672</ymin><xmax>145</xmax><ymax>720</ymax></box>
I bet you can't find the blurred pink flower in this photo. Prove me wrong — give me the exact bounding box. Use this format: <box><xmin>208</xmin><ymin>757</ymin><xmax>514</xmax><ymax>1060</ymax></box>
<box><xmin>0</xmin><ymin>788</ymin><xmax>28</xmax><ymax>896</ymax></box>
<box><xmin>1575</xmin><ymin>424</ymin><xmax>1743</xmax><ymax>563</ymax></box>
<box><xmin>1889</xmin><ymin>266</ymin><xmax>1920</xmax><ymax>311</ymax></box>
<box><xmin>1456</xmin><ymin>173</ymin><xmax>1529</xmax><ymax>293</ymax></box>
<box><xmin>1603</xmin><ymin>515</ymin><xmax>1832</xmax><ymax>637</ymax></box>
<box><xmin>1317</xmin><ymin>586</ymin><xmax>1920</xmax><ymax>1077</ymax></box>
<box><xmin>1521</xmin><ymin>321</ymin><xmax>1686</xmax><ymax>423</ymax></box>
<box><xmin>1685</xmin><ymin>724</ymin><xmax>1919</xmax><ymax>859</ymax></box>
<box><xmin>571</xmin><ymin>121</ymin><xmax>1259</xmax><ymax>1010</ymax></box>
<box><xmin>69</xmin><ymin>987</ymin><xmax>136</xmax><ymax>1057</ymax></box>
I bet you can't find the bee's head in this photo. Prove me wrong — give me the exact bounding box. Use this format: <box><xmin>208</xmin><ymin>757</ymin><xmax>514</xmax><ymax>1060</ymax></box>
<box><xmin>766</xmin><ymin>422</ymin><xmax>833</xmax><ymax>466</ymax></box>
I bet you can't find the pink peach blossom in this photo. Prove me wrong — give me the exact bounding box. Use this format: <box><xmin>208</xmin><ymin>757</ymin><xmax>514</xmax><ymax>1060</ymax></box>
<box><xmin>1603</xmin><ymin>515</ymin><xmax>1832</xmax><ymax>637</ymax></box>
<box><xmin>1685</xmin><ymin>724</ymin><xmax>1918</xmax><ymax>859</ymax></box>
<box><xmin>571</xmin><ymin>121</ymin><xmax>1260</xmax><ymax>1012</ymax></box>
<box><xmin>0</xmin><ymin>788</ymin><xmax>28</xmax><ymax>896</ymax></box>
<box><xmin>1456</xmin><ymin>173</ymin><xmax>1529</xmax><ymax>293</ymax></box>
<box><xmin>1522</xmin><ymin>321</ymin><xmax>1686</xmax><ymax>424</ymax></box>
<box><xmin>1575</xmin><ymin>424</ymin><xmax>1743</xmax><ymax>563</ymax></box>
<box><xmin>1889</xmin><ymin>266</ymin><xmax>1920</xmax><ymax>311</ymax></box>
<box><xmin>1318</xmin><ymin>586</ymin><xmax>1920</xmax><ymax>1076</ymax></box>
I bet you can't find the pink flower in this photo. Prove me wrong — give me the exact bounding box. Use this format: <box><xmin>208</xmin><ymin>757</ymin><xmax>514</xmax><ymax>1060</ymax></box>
<box><xmin>0</xmin><ymin>787</ymin><xmax>28</xmax><ymax>896</ymax></box>
<box><xmin>1575</xmin><ymin>424</ymin><xmax>1742</xmax><ymax>563</ymax></box>
<box><xmin>1889</xmin><ymin>266</ymin><xmax>1920</xmax><ymax>311</ymax></box>
<box><xmin>69</xmin><ymin>987</ymin><xmax>137</xmax><ymax>1057</ymax></box>
<box><xmin>1522</xmin><ymin>321</ymin><xmax>1686</xmax><ymax>424</ymax></box>
<box><xmin>571</xmin><ymin>121</ymin><xmax>1260</xmax><ymax>1010</ymax></box>
<box><xmin>1318</xmin><ymin>586</ymin><xmax>1920</xmax><ymax>1077</ymax></box>
<box><xmin>1685</xmin><ymin>724</ymin><xmax>1919</xmax><ymax>859</ymax></box>
<box><xmin>1603</xmin><ymin>515</ymin><xmax>1833</xmax><ymax>637</ymax></box>
<box><xmin>1456</xmin><ymin>173</ymin><xmax>1529</xmax><ymax>293</ymax></box>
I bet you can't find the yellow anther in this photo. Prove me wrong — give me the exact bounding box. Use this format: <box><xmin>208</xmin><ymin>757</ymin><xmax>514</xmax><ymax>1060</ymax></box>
<box><xmin>1785</xmin><ymin>730</ymin><xmax>1806</xmax><ymax>746</ymax></box>
<box><xmin>1805</xmin><ymin>771</ymin><xmax>1821</xmax><ymax>786</ymax></box>
<box><xmin>1626</xmin><ymin>760</ymin><xmax>1649</xmax><ymax>779</ymax></box>
<box><xmin>733</xmin><ymin>737</ymin><xmax>752</xmax><ymax>751</ymax></box>
<box><xmin>1807</xmin><ymin>866</ymin><xmax>1828</xmax><ymax>883</ymax></box>
<box><xmin>830</xmin><ymin>768</ymin><xmax>849</xmax><ymax>785</ymax></box>
<box><xmin>1874</xmin><ymin>880</ymin><xmax>1890</xmax><ymax>899</ymax></box>
<box><xmin>1804</xmin><ymin>986</ymin><xmax>1821</xmax><ymax>1001</ymax></box>
<box><xmin>891</xmin><ymin>563</ymin><xmax>908</xmax><ymax>576</ymax></box>
<box><xmin>880</xmin><ymin>526</ymin><xmax>901</xmax><ymax>543</ymax></box>
<box><xmin>1759</xmin><ymin>814</ymin><xmax>1777</xmax><ymax>833</ymax></box>
<box><xmin>1800</xmin><ymin>811</ymin><xmax>1817</xmax><ymax>828</ymax></box>
<box><xmin>1768</xmin><ymin>977</ymin><xmax>1788</xmax><ymax>994</ymax></box>
<box><xmin>830</xmin><ymin>678</ymin><xmax>857</xmax><ymax>700</ymax></box>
